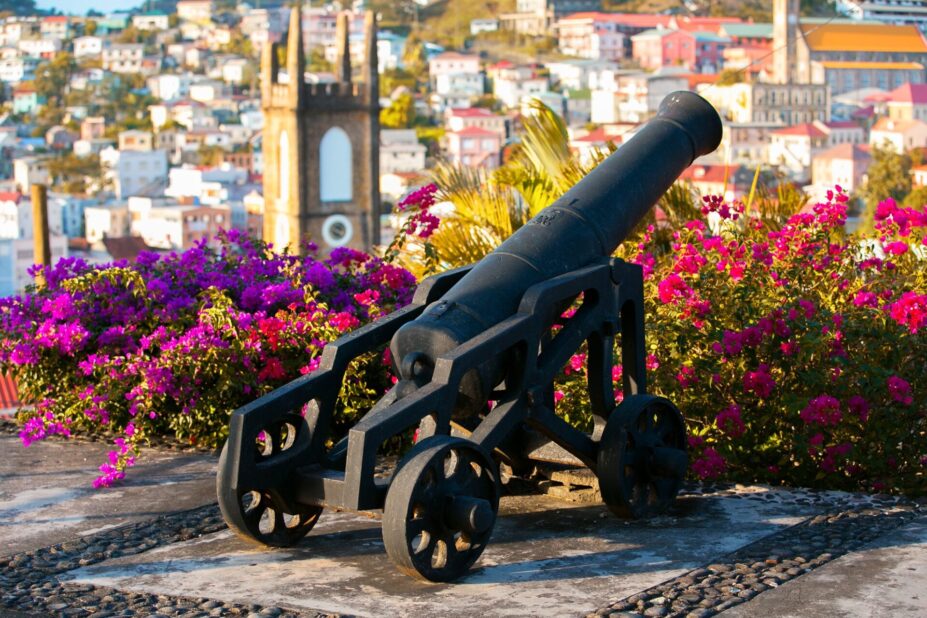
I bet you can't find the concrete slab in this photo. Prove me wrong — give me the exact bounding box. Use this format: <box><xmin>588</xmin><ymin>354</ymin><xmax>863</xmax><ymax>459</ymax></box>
<box><xmin>724</xmin><ymin>515</ymin><xmax>927</xmax><ymax>617</ymax></box>
<box><xmin>63</xmin><ymin>489</ymin><xmax>821</xmax><ymax>617</ymax></box>
<box><xmin>0</xmin><ymin>435</ymin><xmax>216</xmax><ymax>556</ymax></box>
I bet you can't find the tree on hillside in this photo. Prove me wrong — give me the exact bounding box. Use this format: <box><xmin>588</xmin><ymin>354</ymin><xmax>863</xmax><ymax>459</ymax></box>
<box><xmin>859</xmin><ymin>143</ymin><xmax>913</xmax><ymax>233</ymax></box>
<box><xmin>34</xmin><ymin>53</ymin><xmax>76</xmax><ymax>109</ymax></box>
<box><xmin>380</xmin><ymin>93</ymin><xmax>415</xmax><ymax>129</ymax></box>
<box><xmin>49</xmin><ymin>153</ymin><xmax>102</xmax><ymax>195</ymax></box>
<box><xmin>0</xmin><ymin>0</ymin><xmax>38</xmax><ymax>16</ymax></box>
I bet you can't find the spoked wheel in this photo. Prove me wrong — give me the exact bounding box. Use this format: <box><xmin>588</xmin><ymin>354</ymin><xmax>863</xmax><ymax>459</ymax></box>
<box><xmin>383</xmin><ymin>436</ymin><xmax>500</xmax><ymax>582</ymax></box>
<box><xmin>217</xmin><ymin>441</ymin><xmax>322</xmax><ymax>547</ymax></box>
<box><xmin>597</xmin><ymin>394</ymin><xmax>688</xmax><ymax>519</ymax></box>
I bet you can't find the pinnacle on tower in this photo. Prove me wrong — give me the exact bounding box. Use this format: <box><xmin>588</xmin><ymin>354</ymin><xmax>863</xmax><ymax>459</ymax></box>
<box><xmin>336</xmin><ymin>11</ymin><xmax>352</xmax><ymax>83</ymax></box>
<box><xmin>286</xmin><ymin>3</ymin><xmax>306</xmax><ymax>104</ymax></box>
<box><xmin>364</xmin><ymin>10</ymin><xmax>378</xmax><ymax>92</ymax></box>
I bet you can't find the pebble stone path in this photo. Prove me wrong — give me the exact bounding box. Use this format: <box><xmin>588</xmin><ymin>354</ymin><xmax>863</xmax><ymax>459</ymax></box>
<box><xmin>1</xmin><ymin>477</ymin><xmax>922</xmax><ymax>618</ymax></box>
<box><xmin>588</xmin><ymin>493</ymin><xmax>924</xmax><ymax>618</ymax></box>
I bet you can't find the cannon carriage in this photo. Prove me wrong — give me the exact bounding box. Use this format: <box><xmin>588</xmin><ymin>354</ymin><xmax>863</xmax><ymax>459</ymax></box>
<box><xmin>216</xmin><ymin>91</ymin><xmax>723</xmax><ymax>582</ymax></box>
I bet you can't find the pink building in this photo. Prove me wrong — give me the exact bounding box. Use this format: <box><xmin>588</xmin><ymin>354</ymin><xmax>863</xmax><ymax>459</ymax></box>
<box><xmin>631</xmin><ymin>28</ymin><xmax>731</xmax><ymax>73</ymax></box>
<box><xmin>445</xmin><ymin>127</ymin><xmax>501</xmax><ymax>170</ymax></box>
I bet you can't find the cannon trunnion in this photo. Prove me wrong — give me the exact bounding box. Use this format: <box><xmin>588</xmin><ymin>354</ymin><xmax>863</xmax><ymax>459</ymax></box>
<box><xmin>217</xmin><ymin>91</ymin><xmax>723</xmax><ymax>582</ymax></box>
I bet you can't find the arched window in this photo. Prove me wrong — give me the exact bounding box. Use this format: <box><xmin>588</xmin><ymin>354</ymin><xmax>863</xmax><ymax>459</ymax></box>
<box><xmin>279</xmin><ymin>129</ymin><xmax>289</xmax><ymax>202</ymax></box>
<box><xmin>319</xmin><ymin>127</ymin><xmax>352</xmax><ymax>202</ymax></box>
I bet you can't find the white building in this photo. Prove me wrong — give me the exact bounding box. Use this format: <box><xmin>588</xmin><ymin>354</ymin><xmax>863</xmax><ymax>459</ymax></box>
<box><xmin>870</xmin><ymin>117</ymin><xmax>927</xmax><ymax>152</ymax></box>
<box><xmin>18</xmin><ymin>37</ymin><xmax>60</xmax><ymax>58</ymax></box>
<box><xmin>177</xmin><ymin>0</ymin><xmax>215</xmax><ymax>25</ymax></box>
<box><xmin>493</xmin><ymin>67</ymin><xmax>550</xmax><ymax>109</ymax></box>
<box><xmin>380</xmin><ymin>130</ymin><xmax>427</xmax><ymax>175</ymax></box>
<box><xmin>84</xmin><ymin>204</ymin><xmax>131</xmax><ymax>248</ymax></box>
<box><xmin>547</xmin><ymin>59</ymin><xmax>618</xmax><ymax>91</ymax></box>
<box><xmin>836</xmin><ymin>0</ymin><xmax>927</xmax><ymax>32</ymax></box>
<box><xmin>165</xmin><ymin>164</ymin><xmax>248</xmax><ymax>203</ymax></box>
<box><xmin>103</xmin><ymin>44</ymin><xmax>144</xmax><ymax>73</ymax></box>
<box><xmin>0</xmin><ymin>191</ymin><xmax>67</xmax><ymax>296</ymax></box>
<box><xmin>73</xmin><ymin>35</ymin><xmax>104</xmax><ymax>58</ymax></box>
<box><xmin>429</xmin><ymin>52</ymin><xmax>481</xmax><ymax>87</ymax></box>
<box><xmin>0</xmin><ymin>56</ymin><xmax>37</xmax><ymax>83</ymax></box>
<box><xmin>471</xmin><ymin>19</ymin><xmax>500</xmax><ymax>35</ymax></box>
<box><xmin>12</xmin><ymin>156</ymin><xmax>49</xmax><ymax>193</ymax></box>
<box><xmin>132</xmin><ymin>12</ymin><xmax>171</xmax><ymax>31</ymax></box>
<box><xmin>147</xmin><ymin>73</ymin><xmax>193</xmax><ymax>101</ymax></box>
<box><xmin>435</xmin><ymin>72</ymin><xmax>485</xmax><ymax>98</ymax></box>
<box><xmin>221</xmin><ymin>58</ymin><xmax>250</xmax><ymax>85</ymax></box>
<box><xmin>189</xmin><ymin>79</ymin><xmax>229</xmax><ymax>103</ymax></box>
<box><xmin>100</xmin><ymin>148</ymin><xmax>169</xmax><ymax>199</ymax></box>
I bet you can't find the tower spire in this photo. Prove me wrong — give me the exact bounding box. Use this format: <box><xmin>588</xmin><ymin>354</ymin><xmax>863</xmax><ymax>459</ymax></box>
<box><xmin>336</xmin><ymin>11</ymin><xmax>352</xmax><ymax>83</ymax></box>
<box><xmin>286</xmin><ymin>3</ymin><xmax>305</xmax><ymax>105</ymax></box>
<box><xmin>364</xmin><ymin>10</ymin><xmax>378</xmax><ymax>95</ymax></box>
<box><xmin>260</xmin><ymin>39</ymin><xmax>278</xmax><ymax>105</ymax></box>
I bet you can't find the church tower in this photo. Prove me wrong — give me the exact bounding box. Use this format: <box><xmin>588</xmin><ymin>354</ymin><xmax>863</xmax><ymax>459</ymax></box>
<box><xmin>261</xmin><ymin>6</ymin><xmax>380</xmax><ymax>254</ymax></box>
<box><xmin>772</xmin><ymin>0</ymin><xmax>800</xmax><ymax>84</ymax></box>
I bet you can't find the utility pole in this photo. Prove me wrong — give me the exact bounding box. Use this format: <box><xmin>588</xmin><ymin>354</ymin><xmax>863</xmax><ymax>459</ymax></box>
<box><xmin>31</xmin><ymin>184</ymin><xmax>51</xmax><ymax>290</ymax></box>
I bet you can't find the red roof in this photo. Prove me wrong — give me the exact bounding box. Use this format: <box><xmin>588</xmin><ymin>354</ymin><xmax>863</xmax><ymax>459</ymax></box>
<box><xmin>43</xmin><ymin>16</ymin><xmax>68</xmax><ymax>23</ymax></box>
<box><xmin>885</xmin><ymin>82</ymin><xmax>927</xmax><ymax>105</ymax></box>
<box><xmin>449</xmin><ymin>107</ymin><xmax>497</xmax><ymax>118</ymax></box>
<box><xmin>816</xmin><ymin>143</ymin><xmax>871</xmax><ymax>161</ymax></box>
<box><xmin>679</xmin><ymin>164</ymin><xmax>729</xmax><ymax>184</ymax></box>
<box><xmin>451</xmin><ymin>126</ymin><xmax>500</xmax><ymax>138</ymax></box>
<box><xmin>573</xmin><ymin>126</ymin><xmax>625</xmax><ymax>143</ymax></box>
<box><xmin>488</xmin><ymin>60</ymin><xmax>514</xmax><ymax>70</ymax></box>
<box><xmin>771</xmin><ymin>123</ymin><xmax>827</xmax><ymax>138</ymax></box>
<box><xmin>559</xmin><ymin>12</ymin><xmax>672</xmax><ymax>29</ymax></box>
<box><xmin>0</xmin><ymin>192</ymin><xmax>22</xmax><ymax>203</ymax></box>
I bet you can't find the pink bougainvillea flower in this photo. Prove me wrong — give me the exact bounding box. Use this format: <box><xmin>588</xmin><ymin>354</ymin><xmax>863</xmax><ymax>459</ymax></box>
<box><xmin>887</xmin><ymin>375</ymin><xmax>913</xmax><ymax>405</ymax></box>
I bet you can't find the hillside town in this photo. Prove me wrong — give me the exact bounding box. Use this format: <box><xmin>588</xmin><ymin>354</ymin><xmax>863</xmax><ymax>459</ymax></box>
<box><xmin>2</xmin><ymin>0</ymin><xmax>927</xmax><ymax>296</ymax></box>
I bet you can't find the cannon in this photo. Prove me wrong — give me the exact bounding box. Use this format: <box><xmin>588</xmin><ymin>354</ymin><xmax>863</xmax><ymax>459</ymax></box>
<box><xmin>217</xmin><ymin>91</ymin><xmax>723</xmax><ymax>582</ymax></box>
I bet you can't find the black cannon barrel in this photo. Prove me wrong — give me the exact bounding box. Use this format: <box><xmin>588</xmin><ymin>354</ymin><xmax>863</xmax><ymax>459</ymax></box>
<box><xmin>391</xmin><ymin>91</ymin><xmax>722</xmax><ymax>411</ymax></box>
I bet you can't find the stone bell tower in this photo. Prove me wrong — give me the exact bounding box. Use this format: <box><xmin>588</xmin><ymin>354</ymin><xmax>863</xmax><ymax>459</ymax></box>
<box><xmin>772</xmin><ymin>0</ymin><xmax>800</xmax><ymax>84</ymax></box>
<box><xmin>261</xmin><ymin>5</ymin><xmax>380</xmax><ymax>254</ymax></box>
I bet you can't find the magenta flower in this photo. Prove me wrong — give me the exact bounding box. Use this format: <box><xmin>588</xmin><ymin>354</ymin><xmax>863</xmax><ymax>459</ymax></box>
<box><xmin>887</xmin><ymin>376</ymin><xmax>913</xmax><ymax>405</ymax></box>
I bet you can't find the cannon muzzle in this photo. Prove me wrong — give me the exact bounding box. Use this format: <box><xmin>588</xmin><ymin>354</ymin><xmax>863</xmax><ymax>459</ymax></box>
<box><xmin>391</xmin><ymin>91</ymin><xmax>722</xmax><ymax>415</ymax></box>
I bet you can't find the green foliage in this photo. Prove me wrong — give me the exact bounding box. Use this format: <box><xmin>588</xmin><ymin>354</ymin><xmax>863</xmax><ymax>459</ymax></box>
<box><xmin>380</xmin><ymin>93</ymin><xmax>416</xmax><ymax>129</ymax></box>
<box><xmin>903</xmin><ymin>185</ymin><xmax>927</xmax><ymax>209</ymax></box>
<box><xmin>197</xmin><ymin>144</ymin><xmax>225</xmax><ymax>167</ymax></box>
<box><xmin>48</xmin><ymin>153</ymin><xmax>102</xmax><ymax>195</ymax></box>
<box><xmin>34</xmin><ymin>53</ymin><xmax>76</xmax><ymax>108</ymax></box>
<box><xmin>380</xmin><ymin>68</ymin><xmax>418</xmax><ymax>97</ymax></box>
<box><xmin>860</xmin><ymin>143</ymin><xmax>913</xmax><ymax>233</ymax></box>
<box><xmin>716</xmin><ymin>68</ymin><xmax>744</xmax><ymax>86</ymax></box>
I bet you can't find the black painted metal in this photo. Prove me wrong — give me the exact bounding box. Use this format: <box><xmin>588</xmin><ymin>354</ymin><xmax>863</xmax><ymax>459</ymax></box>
<box><xmin>217</xmin><ymin>91</ymin><xmax>722</xmax><ymax>581</ymax></box>
<box><xmin>597</xmin><ymin>394</ymin><xmax>689</xmax><ymax>519</ymax></box>
<box><xmin>382</xmin><ymin>436</ymin><xmax>499</xmax><ymax>582</ymax></box>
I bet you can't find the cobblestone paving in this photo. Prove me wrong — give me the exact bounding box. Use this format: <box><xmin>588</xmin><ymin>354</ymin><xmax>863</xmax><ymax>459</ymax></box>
<box><xmin>588</xmin><ymin>488</ymin><xmax>925</xmax><ymax>618</ymax></box>
<box><xmin>0</xmin><ymin>504</ymin><xmax>325</xmax><ymax>618</ymax></box>
<box><xmin>1</xmin><ymin>461</ymin><xmax>923</xmax><ymax>618</ymax></box>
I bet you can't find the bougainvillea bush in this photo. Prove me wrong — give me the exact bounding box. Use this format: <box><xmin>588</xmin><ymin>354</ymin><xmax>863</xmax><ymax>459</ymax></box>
<box><xmin>0</xmin><ymin>231</ymin><xmax>416</xmax><ymax>487</ymax></box>
<box><xmin>551</xmin><ymin>189</ymin><xmax>926</xmax><ymax>495</ymax></box>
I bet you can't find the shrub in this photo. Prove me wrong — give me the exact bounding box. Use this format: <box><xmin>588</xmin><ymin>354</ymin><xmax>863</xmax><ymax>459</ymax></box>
<box><xmin>0</xmin><ymin>232</ymin><xmax>416</xmax><ymax>487</ymax></box>
<box><xmin>557</xmin><ymin>190</ymin><xmax>926</xmax><ymax>495</ymax></box>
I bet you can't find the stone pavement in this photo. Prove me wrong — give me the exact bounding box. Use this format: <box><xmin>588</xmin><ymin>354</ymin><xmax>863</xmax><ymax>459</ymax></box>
<box><xmin>0</xmin><ymin>431</ymin><xmax>924</xmax><ymax>617</ymax></box>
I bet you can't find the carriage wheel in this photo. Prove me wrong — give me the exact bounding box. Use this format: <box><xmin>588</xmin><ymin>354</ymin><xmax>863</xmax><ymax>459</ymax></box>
<box><xmin>597</xmin><ymin>395</ymin><xmax>688</xmax><ymax>519</ymax></box>
<box><xmin>217</xmin><ymin>441</ymin><xmax>322</xmax><ymax>547</ymax></box>
<box><xmin>383</xmin><ymin>436</ymin><xmax>500</xmax><ymax>582</ymax></box>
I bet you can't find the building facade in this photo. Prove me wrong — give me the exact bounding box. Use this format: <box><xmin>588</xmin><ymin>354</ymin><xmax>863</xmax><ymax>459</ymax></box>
<box><xmin>262</xmin><ymin>8</ymin><xmax>380</xmax><ymax>253</ymax></box>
